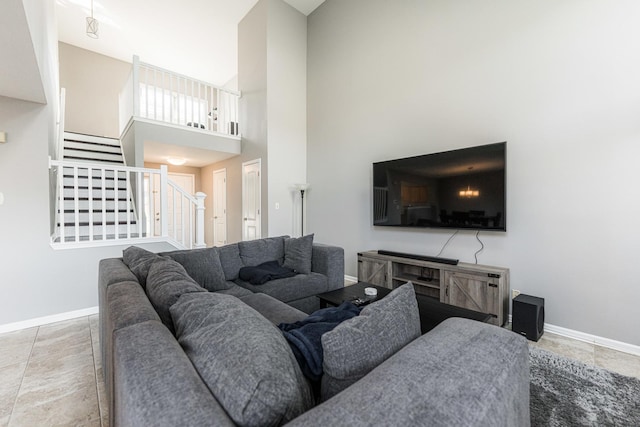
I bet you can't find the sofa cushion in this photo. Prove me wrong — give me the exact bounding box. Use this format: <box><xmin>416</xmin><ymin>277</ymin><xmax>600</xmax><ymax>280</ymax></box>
<box><xmin>217</xmin><ymin>243</ymin><xmax>244</xmax><ymax>281</ymax></box>
<box><xmin>113</xmin><ymin>320</ymin><xmax>236</xmax><ymax>427</ymax></box>
<box><xmin>283</xmin><ymin>234</ymin><xmax>314</xmax><ymax>274</ymax></box>
<box><xmin>238</xmin><ymin>236</ymin><xmax>286</xmax><ymax>267</ymax></box>
<box><xmin>239</xmin><ymin>293</ymin><xmax>308</xmax><ymax>326</ymax></box>
<box><xmin>287</xmin><ymin>318</ymin><xmax>530</xmax><ymax>427</ymax></box>
<box><xmin>320</xmin><ymin>283</ymin><xmax>421</xmax><ymax>401</ymax></box>
<box><xmin>235</xmin><ymin>272</ymin><xmax>328</xmax><ymax>303</ymax></box>
<box><xmin>161</xmin><ymin>247</ymin><xmax>231</xmax><ymax>292</ymax></box>
<box><xmin>99</xmin><ymin>258</ymin><xmax>139</xmax><ymax>288</ymax></box>
<box><xmin>213</xmin><ymin>283</ymin><xmax>253</xmax><ymax>298</ymax></box>
<box><xmin>145</xmin><ymin>257</ymin><xmax>206</xmax><ymax>333</ymax></box>
<box><xmin>122</xmin><ymin>246</ymin><xmax>160</xmax><ymax>288</ymax></box>
<box><xmin>107</xmin><ymin>281</ymin><xmax>161</xmax><ymax>332</ymax></box>
<box><xmin>170</xmin><ymin>293</ymin><xmax>314</xmax><ymax>426</ymax></box>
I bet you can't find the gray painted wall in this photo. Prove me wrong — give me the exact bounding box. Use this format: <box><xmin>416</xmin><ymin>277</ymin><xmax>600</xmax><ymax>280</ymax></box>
<box><xmin>0</xmin><ymin>92</ymin><xmax>176</xmax><ymax>327</ymax></box>
<box><xmin>266</xmin><ymin>0</ymin><xmax>307</xmax><ymax>238</ymax></box>
<box><xmin>307</xmin><ymin>0</ymin><xmax>640</xmax><ymax>346</ymax></box>
<box><xmin>203</xmin><ymin>0</ymin><xmax>270</xmax><ymax>245</ymax></box>
<box><xmin>202</xmin><ymin>0</ymin><xmax>307</xmax><ymax>245</ymax></box>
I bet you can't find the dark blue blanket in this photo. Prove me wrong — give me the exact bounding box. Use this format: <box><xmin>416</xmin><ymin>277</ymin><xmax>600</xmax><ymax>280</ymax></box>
<box><xmin>238</xmin><ymin>260</ymin><xmax>297</xmax><ymax>285</ymax></box>
<box><xmin>279</xmin><ymin>302</ymin><xmax>361</xmax><ymax>382</ymax></box>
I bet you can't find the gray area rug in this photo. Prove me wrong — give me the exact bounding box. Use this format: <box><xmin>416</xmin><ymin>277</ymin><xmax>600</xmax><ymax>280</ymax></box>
<box><xmin>530</xmin><ymin>346</ymin><xmax>640</xmax><ymax>426</ymax></box>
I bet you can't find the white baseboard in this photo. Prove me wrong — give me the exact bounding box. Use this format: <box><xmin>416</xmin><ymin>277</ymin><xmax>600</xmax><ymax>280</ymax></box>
<box><xmin>508</xmin><ymin>314</ymin><xmax>640</xmax><ymax>357</ymax></box>
<box><xmin>0</xmin><ymin>306</ymin><xmax>99</xmax><ymax>334</ymax></box>
<box><xmin>344</xmin><ymin>275</ymin><xmax>358</xmax><ymax>285</ymax></box>
<box><xmin>544</xmin><ymin>323</ymin><xmax>640</xmax><ymax>357</ymax></box>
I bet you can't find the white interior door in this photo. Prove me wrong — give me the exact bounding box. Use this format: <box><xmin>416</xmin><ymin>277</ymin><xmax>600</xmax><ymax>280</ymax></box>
<box><xmin>213</xmin><ymin>168</ymin><xmax>227</xmax><ymax>246</ymax></box>
<box><xmin>152</xmin><ymin>173</ymin><xmax>195</xmax><ymax>238</ymax></box>
<box><xmin>242</xmin><ymin>159</ymin><xmax>261</xmax><ymax>241</ymax></box>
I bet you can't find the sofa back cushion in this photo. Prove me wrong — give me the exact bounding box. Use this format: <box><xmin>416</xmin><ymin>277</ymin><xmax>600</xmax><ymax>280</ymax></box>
<box><xmin>238</xmin><ymin>236</ymin><xmax>286</xmax><ymax>267</ymax></box>
<box><xmin>122</xmin><ymin>246</ymin><xmax>160</xmax><ymax>289</ymax></box>
<box><xmin>170</xmin><ymin>292</ymin><xmax>314</xmax><ymax>426</ymax></box>
<box><xmin>145</xmin><ymin>257</ymin><xmax>206</xmax><ymax>333</ymax></box>
<box><xmin>217</xmin><ymin>243</ymin><xmax>244</xmax><ymax>281</ymax></box>
<box><xmin>161</xmin><ymin>247</ymin><xmax>231</xmax><ymax>292</ymax></box>
<box><xmin>320</xmin><ymin>283</ymin><xmax>421</xmax><ymax>401</ymax></box>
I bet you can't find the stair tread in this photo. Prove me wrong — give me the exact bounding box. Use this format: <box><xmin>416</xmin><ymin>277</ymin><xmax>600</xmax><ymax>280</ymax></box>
<box><xmin>63</xmin><ymin>156</ymin><xmax>124</xmax><ymax>164</ymax></box>
<box><xmin>59</xmin><ymin>221</ymin><xmax>138</xmax><ymax>226</ymax></box>
<box><xmin>62</xmin><ymin>209</ymin><xmax>133</xmax><ymax>213</ymax></box>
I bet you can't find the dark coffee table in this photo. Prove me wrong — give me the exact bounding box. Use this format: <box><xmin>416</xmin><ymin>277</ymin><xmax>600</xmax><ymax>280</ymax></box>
<box><xmin>317</xmin><ymin>282</ymin><xmax>492</xmax><ymax>334</ymax></box>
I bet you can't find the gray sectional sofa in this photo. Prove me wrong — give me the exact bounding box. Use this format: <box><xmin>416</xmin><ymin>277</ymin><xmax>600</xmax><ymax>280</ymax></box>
<box><xmin>99</xmin><ymin>235</ymin><xmax>531</xmax><ymax>427</ymax></box>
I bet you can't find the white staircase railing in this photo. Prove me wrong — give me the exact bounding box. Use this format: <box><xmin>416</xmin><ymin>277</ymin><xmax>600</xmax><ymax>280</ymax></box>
<box><xmin>49</xmin><ymin>158</ymin><xmax>206</xmax><ymax>249</ymax></box>
<box><xmin>119</xmin><ymin>56</ymin><xmax>240</xmax><ymax>137</ymax></box>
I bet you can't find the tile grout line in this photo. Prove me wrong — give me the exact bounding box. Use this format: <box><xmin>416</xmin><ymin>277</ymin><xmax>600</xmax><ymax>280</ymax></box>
<box><xmin>7</xmin><ymin>326</ymin><xmax>40</xmax><ymax>427</ymax></box>
<box><xmin>88</xmin><ymin>316</ymin><xmax>105</xmax><ymax>426</ymax></box>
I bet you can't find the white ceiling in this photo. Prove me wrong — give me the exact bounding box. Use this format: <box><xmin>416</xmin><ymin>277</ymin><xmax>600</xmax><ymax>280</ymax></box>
<box><xmin>144</xmin><ymin>139</ymin><xmax>238</xmax><ymax>167</ymax></box>
<box><xmin>55</xmin><ymin>0</ymin><xmax>325</xmax><ymax>87</ymax></box>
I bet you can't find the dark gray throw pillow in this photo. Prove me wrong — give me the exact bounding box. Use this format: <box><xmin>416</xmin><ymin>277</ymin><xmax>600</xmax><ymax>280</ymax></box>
<box><xmin>161</xmin><ymin>247</ymin><xmax>231</xmax><ymax>292</ymax></box>
<box><xmin>283</xmin><ymin>234</ymin><xmax>314</xmax><ymax>274</ymax></box>
<box><xmin>170</xmin><ymin>292</ymin><xmax>314</xmax><ymax>426</ymax></box>
<box><xmin>122</xmin><ymin>246</ymin><xmax>160</xmax><ymax>288</ymax></box>
<box><xmin>320</xmin><ymin>283</ymin><xmax>421</xmax><ymax>401</ymax></box>
<box><xmin>238</xmin><ymin>236</ymin><xmax>287</xmax><ymax>267</ymax></box>
<box><xmin>145</xmin><ymin>257</ymin><xmax>206</xmax><ymax>333</ymax></box>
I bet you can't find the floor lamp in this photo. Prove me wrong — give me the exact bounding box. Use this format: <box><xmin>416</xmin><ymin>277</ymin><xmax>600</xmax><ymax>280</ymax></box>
<box><xmin>295</xmin><ymin>184</ymin><xmax>309</xmax><ymax>236</ymax></box>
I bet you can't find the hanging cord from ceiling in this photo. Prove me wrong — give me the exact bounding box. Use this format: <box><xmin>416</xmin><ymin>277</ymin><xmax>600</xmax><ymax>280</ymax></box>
<box><xmin>474</xmin><ymin>230</ymin><xmax>484</xmax><ymax>264</ymax></box>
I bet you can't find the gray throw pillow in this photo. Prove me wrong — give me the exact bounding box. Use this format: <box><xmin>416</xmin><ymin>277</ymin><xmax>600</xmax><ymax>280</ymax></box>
<box><xmin>122</xmin><ymin>246</ymin><xmax>160</xmax><ymax>288</ymax></box>
<box><xmin>145</xmin><ymin>257</ymin><xmax>206</xmax><ymax>333</ymax></box>
<box><xmin>170</xmin><ymin>293</ymin><xmax>314</xmax><ymax>426</ymax></box>
<box><xmin>283</xmin><ymin>234</ymin><xmax>314</xmax><ymax>274</ymax></box>
<box><xmin>321</xmin><ymin>283</ymin><xmax>421</xmax><ymax>401</ymax></box>
<box><xmin>238</xmin><ymin>236</ymin><xmax>287</xmax><ymax>267</ymax></box>
<box><xmin>161</xmin><ymin>247</ymin><xmax>231</xmax><ymax>292</ymax></box>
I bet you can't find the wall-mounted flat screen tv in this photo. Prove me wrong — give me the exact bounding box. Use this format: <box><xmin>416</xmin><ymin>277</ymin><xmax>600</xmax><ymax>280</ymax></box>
<box><xmin>373</xmin><ymin>142</ymin><xmax>506</xmax><ymax>231</ymax></box>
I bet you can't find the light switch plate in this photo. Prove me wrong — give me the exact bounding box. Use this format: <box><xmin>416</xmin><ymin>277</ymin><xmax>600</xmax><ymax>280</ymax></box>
<box><xmin>0</xmin><ymin>131</ymin><xmax>6</xmax><ymax>143</ymax></box>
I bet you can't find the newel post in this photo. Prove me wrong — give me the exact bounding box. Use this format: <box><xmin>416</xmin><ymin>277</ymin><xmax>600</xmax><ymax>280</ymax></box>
<box><xmin>195</xmin><ymin>192</ymin><xmax>207</xmax><ymax>248</ymax></box>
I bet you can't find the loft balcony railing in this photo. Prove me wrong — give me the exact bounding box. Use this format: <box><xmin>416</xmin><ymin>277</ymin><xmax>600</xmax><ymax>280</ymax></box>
<box><xmin>49</xmin><ymin>158</ymin><xmax>206</xmax><ymax>250</ymax></box>
<box><xmin>119</xmin><ymin>56</ymin><xmax>240</xmax><ymax>137</ymax></box>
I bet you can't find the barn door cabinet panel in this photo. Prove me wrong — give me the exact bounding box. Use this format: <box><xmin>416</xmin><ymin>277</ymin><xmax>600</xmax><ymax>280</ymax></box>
<box><xmin>443</xmin><ymin>270</ymin><xmax>506</xmax><ymax>326</ymax></box>
<box><xmin>357</xmin><ymin>255</ymin><xmax>392</xmax><ymax>288</ymax></box>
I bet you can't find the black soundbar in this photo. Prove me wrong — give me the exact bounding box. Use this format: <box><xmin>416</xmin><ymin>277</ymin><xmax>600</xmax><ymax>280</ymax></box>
<box><xmin>377</xmin><ymin>250</ymin><xmax>459</xmax><ymax>265</ymax></box>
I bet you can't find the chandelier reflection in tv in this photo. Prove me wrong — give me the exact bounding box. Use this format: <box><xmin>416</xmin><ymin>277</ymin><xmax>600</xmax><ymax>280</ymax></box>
<box><xmin>459</xmin><ymin>186</ymin><xmax>479</xmax><ymax>198</ymax></box>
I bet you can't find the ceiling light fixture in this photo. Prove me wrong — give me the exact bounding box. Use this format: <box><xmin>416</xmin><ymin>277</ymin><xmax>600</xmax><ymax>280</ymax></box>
<box><xmin>167</xmin><ymin>157</ymin><xmax>186</xmax><ymax>166</ymax></box>
<box><xmin>86</xmin><ymin>0</ymin><xmax>99</xmax><ymax>38</ymax></box>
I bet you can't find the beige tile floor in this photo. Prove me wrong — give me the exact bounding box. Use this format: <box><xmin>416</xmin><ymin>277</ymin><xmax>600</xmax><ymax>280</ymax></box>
<box><xmin>0</xmin><ymin>315</ymin><xmax>107</xmax><ymax>427</ymax></box>
<box><xmin>1</xmin><ymin>315</ymin><xmax>639</xmax><ymax>426</ymax></box>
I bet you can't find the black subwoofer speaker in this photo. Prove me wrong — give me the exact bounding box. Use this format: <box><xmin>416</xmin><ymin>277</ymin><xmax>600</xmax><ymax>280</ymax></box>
<box><xmin>512</xmin><ymin>294</ymin><xmax>545</xmax><ymax>341</ymax></box>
